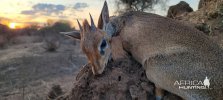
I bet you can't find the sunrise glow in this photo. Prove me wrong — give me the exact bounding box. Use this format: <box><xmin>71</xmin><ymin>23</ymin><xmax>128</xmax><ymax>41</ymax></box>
<box><xmin>0</xmin><ymin>0</ymin><xmax>198</xmax><ymax>29</ymax></box>
<box><xmin>9</xmin><ymin>22</ymin><xmax>16</xmax><ymax>29</ymax></box>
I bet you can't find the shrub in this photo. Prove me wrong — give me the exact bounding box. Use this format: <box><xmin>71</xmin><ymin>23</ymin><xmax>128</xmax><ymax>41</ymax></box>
<box><xmin>43</xmin><ymin>37</ymin><xmax>60</xmax><ymax>52</ymax></box>
<box><xmin>218</xmin><ymin>4</ymin><xmax>223</xmax><ymax>32</ymax></box>
<box><xmin>195</xmin><ymin>23</ymin><xmax>212</xmax><ymax>35</ymax></box>
<box><xmin>47</xmin><ymin>85</ymin><xmax>63</xmax><ymax>99</ymax></box>
<box><xmin>0</xmin><ymin>35</ymin><xmax>7</xmax><ymax>48</ymax></box>
<box><xmin>219</xmin><ymin>4</ymin><xmax>223</xmax><ymax>16</ymax></box>
<box><xmin>0</xmin><ymin>24</ymin><xmax>10</xmax><ymax>48</ymax></box>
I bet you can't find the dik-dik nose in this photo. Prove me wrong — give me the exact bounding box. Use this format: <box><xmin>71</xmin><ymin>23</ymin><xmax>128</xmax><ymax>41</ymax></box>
<box><xmin>91</xmin><ymin>61</ymin><xmax>104</xmax><ymax>75</ymax></box>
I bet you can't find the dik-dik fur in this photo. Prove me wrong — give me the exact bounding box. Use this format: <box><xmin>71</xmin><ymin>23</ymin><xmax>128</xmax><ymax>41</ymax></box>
<box><xmin>63</xmin><ymin>1</ymin><xmax>223</xmax><ymax>100</ymax></box>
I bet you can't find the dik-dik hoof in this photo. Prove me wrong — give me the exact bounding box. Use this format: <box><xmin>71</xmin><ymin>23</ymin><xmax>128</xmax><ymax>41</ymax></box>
<box><xmin>156</xmin><ymin>96</ymin><xmax>162</xmax><ymax>100</ymax></box>
<box><xmin>155</xmin><ymin>87</ymin><xmax>164</xmax><ymax>100</ymax></box>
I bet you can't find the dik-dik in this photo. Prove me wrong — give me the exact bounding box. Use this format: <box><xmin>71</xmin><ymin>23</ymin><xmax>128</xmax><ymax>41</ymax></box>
<box><xmin>63</xmin><ymin>1</ymin><xmax>223</xmax><ymax>100</ymax></box>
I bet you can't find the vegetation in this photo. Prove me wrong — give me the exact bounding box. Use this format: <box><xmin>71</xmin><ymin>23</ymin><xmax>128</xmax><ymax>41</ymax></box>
<box><xmin>219</xmin><ymin>4</ymin><xmax>223</xmax><ymax>32</ymax></box>
<box><xmin>40</xmin><ymin>21</ymin><xmax>74</xmax><ymax>52</ymax></box>
<box><xmin>0</xmin><ymin>24</ymin><xmax>9</xmax><ymax>48</ymax></box>
<box><xmin>115</xmin><ymin>0</ymin><xmax>169</xmax><ymax>14</ymax></box>
<box><xmin>39</xmin><ymin>21</ymin><xmax>73</xmax><ymax>36</ymax></box>
<box><xmin>42</xmin><ymin>39</ymin><xmax>60</xmax><ymax>52</ymax></box>
<box><xmin>47</xmin><ymin>85</ymin><xmax>63</xmax><ymax>99</ymax></box>
<box><xmin>195</xmin><ymin>23</ymin><xmax>212</xmax><ymax>35</ymax></box>
<box><xmin>219</xmin><ymin>4</ymin><xmax>223</xmax><ymax>16</ymax></box>
<box><xmin>0</xmin><ymin>20</ymin><xmax>74</xmax><ymax>51</ymax></box>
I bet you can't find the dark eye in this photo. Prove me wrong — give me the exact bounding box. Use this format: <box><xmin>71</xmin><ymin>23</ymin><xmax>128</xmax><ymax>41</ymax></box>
<box><xmin>99</xmin><ymin>39</ymin><xmax>107</xmax><ymax>55</ymax></box>
<box><xmin>100</xmin><ymin>39</ymin><xmax>107</xmax><ymax>49</ymax></box>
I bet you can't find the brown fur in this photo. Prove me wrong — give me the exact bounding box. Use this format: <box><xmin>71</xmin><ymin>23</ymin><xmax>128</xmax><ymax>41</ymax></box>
<box><xmin>110</xmin><ymin>11</ymin><xmax>223</xmax><ymax>100</ymax></box>
<box><xmin>63</xmin><ymin>2</ymin><xmax>223</xmax><ymax>99</ymax></box>
<box><xmin>110</xmin><ymin>36</ymin><xmax>128</xmax><ymax>60</ymax></box>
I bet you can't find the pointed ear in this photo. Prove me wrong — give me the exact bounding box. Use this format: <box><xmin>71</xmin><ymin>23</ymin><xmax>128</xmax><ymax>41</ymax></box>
<box><xmin>60</xmin><ymin>31</ymin><xmax>81</xmax><ymax>40</ymax></box>
<box><xmin>98</xmin><ymin>1</ymin><xmax>109</xmax><ymax>30</ymax></box>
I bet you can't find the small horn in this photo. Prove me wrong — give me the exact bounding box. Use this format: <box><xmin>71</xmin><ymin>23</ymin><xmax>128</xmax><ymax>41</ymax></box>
<box><xmin>89</xmin><ymin>13</ymin><xmax>96</xmax><ymax>31</ymax></box>
<box><xmin>77</xmin><ymin>19</ymin><xmax>83</xmax><ymax>32</ymax></box>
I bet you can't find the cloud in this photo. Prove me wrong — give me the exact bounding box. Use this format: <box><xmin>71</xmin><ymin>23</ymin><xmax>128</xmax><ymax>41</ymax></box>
<box><xmin>73</xmin><ymin>3</ymin><xmax>89</xmax><ymax>10</ymax></box>
<box><xmin>21</xmin><ymin>10</ymin><xmax>36</xmax><ymax>15</ymax></box>
<box><xmin>0</xmin><ymin>17</ymin><xmax>11</xmax><ymax>21</ymax></box>
<box><xmin>21</xmin><ymin>3</ymin><xmax>65</xmax><ymax>16</ymax></box>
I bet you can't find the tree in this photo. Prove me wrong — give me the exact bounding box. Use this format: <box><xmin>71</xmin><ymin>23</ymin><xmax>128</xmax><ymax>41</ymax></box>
<box><xmin>115</xmin><ymin>0</ymin><xmax>169</xmax><ymax>14</ymax></box>
<box><xmin>39</xmin><ymin>20</ymin><xmax>74</xmax><ymax>36</ymax></box>
<box><xmin>52</xmin><ymin>21</ymin><xmax>73</xmax><ymax>32</ymax></box>
<box><xmin>38</xmin><ymin>20</ymin><xmax>74</xmax><ymax>52</ymax></box>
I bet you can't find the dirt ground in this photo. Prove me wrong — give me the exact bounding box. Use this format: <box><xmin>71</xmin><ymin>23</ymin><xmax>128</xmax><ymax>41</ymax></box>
<box><xmin>54</xmin><ymin>58</ymin><xmax>182</xmax><ymax>100</ymax></box>
<box><xmin>0</xmin><ymin>36</ymin><xmax>87</xmax><ymax>100</ymax></box>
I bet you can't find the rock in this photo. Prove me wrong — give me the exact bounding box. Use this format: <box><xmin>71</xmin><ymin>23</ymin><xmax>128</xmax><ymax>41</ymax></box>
<box><xmin>198</xmin><ymin>0</ymin><xmax>212</xmax><ymax>9</ymax></box>
<box><xmin>167</xmin><ymin>1</ymin><xmax>193</xmax><ymax>19</ymax></box>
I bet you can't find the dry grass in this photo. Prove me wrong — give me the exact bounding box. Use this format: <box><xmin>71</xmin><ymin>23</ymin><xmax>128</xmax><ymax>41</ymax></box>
<box><xmin>42</xmin><ymin>39</ymin><xmax>60</xmax><ymax>52</ymax></box>
<box><xmin>0</xmin><ymin>35</ymin><xmax>87</xmax><ymax>100</ymax></box>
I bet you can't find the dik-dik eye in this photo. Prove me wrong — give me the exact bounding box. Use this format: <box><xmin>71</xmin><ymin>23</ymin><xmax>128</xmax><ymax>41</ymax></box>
<box><xmin>99</xmin><ymin>39</ymin><xmax>107</xmax><ymax>55</ymax></box>
<box><xmin>101</xmin><ymin>39</ymin><xmax>107</xmax><ymax>49</ymax></box>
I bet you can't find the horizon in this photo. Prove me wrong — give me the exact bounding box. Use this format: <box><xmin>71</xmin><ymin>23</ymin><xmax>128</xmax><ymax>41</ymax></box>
<box><xmin>0</xmin><ymin>0</ymin><xmax>199</xmax><ymax>29</ymax></box>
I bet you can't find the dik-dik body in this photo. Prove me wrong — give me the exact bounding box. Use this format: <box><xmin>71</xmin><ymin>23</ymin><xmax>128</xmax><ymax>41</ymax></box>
<box><xmin>63</xmin><ymin>1</ymin><xmax>223</xmax><ymax>100</ymax></box>
<box><xmin>110</xmin><ymin>11</ymin><xmax>223</xmax><ymax>100</ymax></box>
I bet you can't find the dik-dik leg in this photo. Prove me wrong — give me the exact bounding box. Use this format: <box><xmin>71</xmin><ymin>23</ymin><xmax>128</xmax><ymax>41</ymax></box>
<box><xmin>155</xmin><ymin>87</ymin><xmax>164</xmax><ymax>100</ymax></box>
<box><xmin>110</xmin><ymin>36</ymin><xmax>128</xmax><ymax>60</ymax></box>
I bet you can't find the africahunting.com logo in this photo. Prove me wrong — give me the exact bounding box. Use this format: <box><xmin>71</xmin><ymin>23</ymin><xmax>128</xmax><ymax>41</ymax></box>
<box><xmin>174</xmin><ymin>76</ymin><xmax>211</xmax><ymax>90</ymax></box>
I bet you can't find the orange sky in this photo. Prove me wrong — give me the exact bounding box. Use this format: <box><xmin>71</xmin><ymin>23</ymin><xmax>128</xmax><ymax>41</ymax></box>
<box><xmin>0</xmin><ymin>0</ymin><xmax>198</xmax><ymax>29</ymax></box>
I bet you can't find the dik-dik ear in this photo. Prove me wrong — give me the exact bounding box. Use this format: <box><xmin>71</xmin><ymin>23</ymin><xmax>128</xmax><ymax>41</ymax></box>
<box><xmin>60</xmin><ymin>31</ymin><xmax>81</xmax><ymax>40</ymax></box>
<box><xmin>60</xmin><ymin>19</ymin><xmax>83</xmax><ymax>40</ymax></box>
<box><xmin>98</xmin><ymin>1</ymin><xmax>109</xmax><ymax>30</ymax></box>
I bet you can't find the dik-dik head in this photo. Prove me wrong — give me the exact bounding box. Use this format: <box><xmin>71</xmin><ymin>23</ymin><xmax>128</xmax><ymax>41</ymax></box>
<box><xmin>62</xmin><ymin>1</ymin><xmax>111</xmax><ymax>75</ymax></box>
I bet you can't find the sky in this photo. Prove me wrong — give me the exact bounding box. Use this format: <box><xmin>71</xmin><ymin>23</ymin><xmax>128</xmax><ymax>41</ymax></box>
<box><xmin>0</xmin><ymin>0</ymin><xmax>199</xmax><ymax>29</ymax></box>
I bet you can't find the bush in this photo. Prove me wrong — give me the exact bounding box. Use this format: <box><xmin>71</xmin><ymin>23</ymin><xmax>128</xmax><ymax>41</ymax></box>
<box><xmin>39</xmin><ymin>21</ymin><xmax>73</xmax><ymax>36</ymax></box>
<box><xmin>47</xmin><ymin>85</ymin><xmax>63</xmax><ymax>99</ymax></box>
<box><xmin>0</xmin><ymin>35</ymin><xmax>7</xmax><ymax>48</ymax></box>
<box><xmin>40</xmin><ymin>21</ymin><xmax>74</xmax><ymax>52</ymax></box>
<box><xmin>219</xmin><ymin>4</ymin><xmax>223</xmax><ymax>16</ymax></box>
<box><xmin>195</xmin><ymin>23</ymin><xmax>212</xmax><ymax>35</ymax></box>
<box><xmin>0</xmin><ymin>24</ymin><xmax>10</xmax><ymax>48</ymax></box>
<box><xmin>218</xmin><ymin>4</ymin><xmax>223</xmax><ymax>32</ymax></box>
<box><xmin>43</xmin><ymin>38</ymin><xmax>60</xmax><ymax>52</ymax></box>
